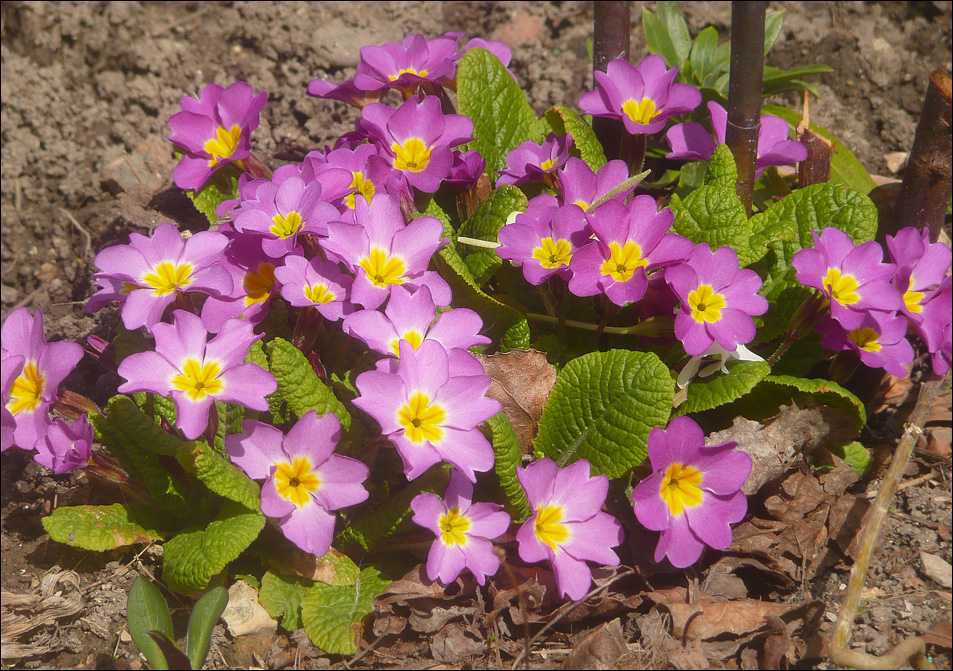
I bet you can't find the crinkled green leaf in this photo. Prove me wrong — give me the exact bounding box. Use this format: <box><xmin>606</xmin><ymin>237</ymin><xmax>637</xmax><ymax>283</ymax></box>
<box><xmin>214</xmin><ymin>401</ymin><xmax>244</xmax><ymax>454</ymax></box>
<box><xmin>162</xmin><ymin>502</ymin><xmax>265</xmax><ymax>595</ymax></box>
<box><xmin>457</xmin><ymin>48</ymin><xmax>543</xmax><ymax>175</ymax></box>
<box><xmin>127</xmin><ymin>576</ymin><xmax>173</xmax><ymax>671</ymax></box>
<box><xmin>186</xmin><ymin>586</ymin><xmax>228</xmax><ymax>670</ymax></box>
<box><xmin>543</xmin><ymin>106</ymin><xmax>607</xmax><ymax>170</ymax></box>
<box><xmin>246</xmin><ymin>342</ymin><xmax>290</xmax><ymax>424</ymax></box>
<box><xmin>761</xmin><ymin>105</ymin><xmax>875</xmax><ymax>193</ymax></box>
<box><xmin>92</xmin><ymin>396</ymin><xmax>194</xmax><ymax>514</ymax></box>
<box><xmin>669</xmin><ymin>184</ymin><xmax>764</xmax><ymax>266</ymax></box>
<box><xmin>534</xmin><ymin>350</ymin><xmax>673</xmax><ymax>478</ymax></box>
<box><xmin>300</xmin><ymin>566</ymin><xmax>390</xmax><ymax>656</ymax></box>
<box><xmin>266</xmin><ymin>338</ymin><xmax>350</xmax><ymax>429</ymax></box>
<box><xmin>704</xmin><ymin>143</ymin><xmax>739</xmax><ymax>188</ymax></box>
<box><xmin>42</xmin><ymin>503</ymin><xmax>163</xmax><ymax>551</ymax></box>
<box><xmin>485</xmin><ymin>413</ymin><xmax>530</xmax><ymax>519</ymax></box>
<box><xmin>674</xmin><ymin>361</ymin><xmax>771</xmax><ymax>415</ymax></box>
<box><xmin>829</xmin><ymin>441</ymin><xmax>872</xmax><ymax>476</ymax></box>
<box><xmin>176</xmin><ymin>440</ymin><xmax>260</xmax><ymax>511</ymax></box>
<box><xmin>186</xmin><ymin>166</ymin><xmax>240</xmax><ymax>225</ymax></box>
<box><xmin>260</xmin><ymin>571</ymin><xmax>312</xmax><ymax>632</ymax></box>
<box><xmin>459</xmin><ymin>185</ymin><xmax>527</xmax><ymax>286</ymax></box>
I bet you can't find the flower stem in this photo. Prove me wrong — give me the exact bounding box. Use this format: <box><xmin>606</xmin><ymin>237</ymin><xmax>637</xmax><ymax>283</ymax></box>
<box><xmin>527</xmin><ymin>312</ymin><xmax>667</xmax><ymax>336</ymax></box>
<box><xmin>591</xmin><ymin>1</ymin><xmax>631</xmax><ymax>162</ymax></box>
<box><xmin>589</xmin><ymin>169</ymin><xmax>651</xmax><ymax>210</ymax></box>
<box><xmin>456</xmin><ymin>235</ymin><xmax>501</xmax><ymax>249</ymax></box>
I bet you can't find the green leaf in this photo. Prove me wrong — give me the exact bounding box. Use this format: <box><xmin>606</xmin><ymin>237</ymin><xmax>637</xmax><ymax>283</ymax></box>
<box><xmin>669</xmin><ymin>184</ymin><xmax>765</xmax><ymax>267</ymax></box>
<box><xmin>266</xmin><ymin>338</ymin><xmax>351</xmax><ymax>429</ymax></box>
<box><xmin>704</xmin><ymin>143</ymin><xmax>739</xmax><ymax>188</ymax></box>
<box><xmin>457</xmin><ymin>48</ymin><xmax>543</xmax><ymax>176</ymax></box>
<box><xmin>534</xmin><ymin>350</ymin><xmax>673</xmax><ymax>478</ymax></box>
<box><xmin>761</xmin><ymin>64</ymin><xmax>832</xmax><ymax>95</ymax></box>
<box><xmin>458</xmin><ymin>185</ymin><xmax>527</xmax><ymax>286</ymax></box>
<box><xmin>127</xmin><ymin>576</ymin><xmax>174</xmax><ymax>671</ymax></box>
<box><xmin>657</xmin><ymin>1</ymin><xmax>693</xmax><ymax>64</ymax></box>
<box><xmin>674</xmin><ymin>361</ymin><xmax>772</xmax><ymax>415</ymax></box>
<box><xmin>43</xmin><ymin>503</ymin><xmax>163</xmax><ymax>551</ymax></box>
<box><xmin>214</xmin><ymin>402</ymin><xmax>244</xmax><ymax>454</ymax></box>
<box><xmin>185</xmin><ymin>586</ymin><xmax>228</xmax><ymax>670</ymax></box>
<box><xmin>485</xmin><ymin>413</ymin><xmax>531</xmax><ymax>519</ymax></box>
<box><xmin>762</xmin><ymin>375</ymin><xmax>866</xmax><ymax>431</ymax></box>
<box><xmin>300</xmin><ymin>567</ymin><xmax>390</xmax><ymax>656</ymax></box>
<box><xmin>176</xmin><ymin>441</ymin><xmax>261</xmax><ymax>511</ymax></box>
<box><xmin>761</xmin><ymin>105</ymin><xmax>875</xmax><ymax>193</ymax></box>
<box><xmin>690</xmin><ymin>26</ymin><xmax>720</xmax><ymax>85</ymax></box>
<box><xmin>162</xmin><ymin>502</ymin><xmax>266</xmax><ymax>595</ymax></box>
<box><xmin>186</xmin><ymin>167</ymin><xmax>240</xmax><ymax>225</ymax></box>
<box><xmin>543</xmin><ymin>106</ymin><xmax>607</xmax><ymax>170</ymax></box>
<box><xmin>147</xmin><ymin>632</ymin><xmax>191</xmax><ymax>670</ymax></box>
<box><xmin>763</xmin><ymin>9</ymin><xmax>785</xmax><ymax>54</ymax></box>
<box><xmin>260</xmin><ymin>571</ymin><xmax>312</xmax><ymax>632</ymax></box>
<box><xmin>829</xmin><ymin>441</ymin><xmax>872</xmax><ymax>476</ymax></box>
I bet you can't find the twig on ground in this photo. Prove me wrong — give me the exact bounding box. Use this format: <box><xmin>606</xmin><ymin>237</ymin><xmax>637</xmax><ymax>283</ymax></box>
<box><xmin>59</xmin><ymin>207</ymin><xmax>92</xmax><ymax>260</ymax></box>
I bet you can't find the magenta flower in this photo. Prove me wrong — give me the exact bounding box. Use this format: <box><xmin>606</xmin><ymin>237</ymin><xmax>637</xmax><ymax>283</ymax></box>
<box><xmin>2</xmin><ymin>308</ymin><xmax>84</xmax><ymax>452</ymax></box>
<box><xmin>933</xmin><ymin>319</ymin><xmax>952</xmax><ymax>377</ymax></box>
<box><xmin>361</xmin><ymin>96</ymin><xmax>473</xmax><ymax>193</ymax></box>
<box><xmin>496</xmin><ymin>133</ymin><xmax>574</xmax><ymax>187</ymax></box>
<box><xmin>306</xmin><ymin>77</ymin><xmax>382</xmax><ymax>109</ymax></box>
<box><xmin>309</xmin><ymin>144</ymin><xmax>402</xmax><ymax>218</ymax></box>
<box><xmin>886</xmin><ymin>227</ymin><xmax>952</xmax><ymax>351</ymax></box>
<box><xmin>167</xmin><ymin>81</ymin><xmax>267</xmax><ymax>190</ymax></box>
<box><xmin>557</xmin><ymin>157</ymin><xmax>632</xmax><ymax>212</ymax></box>
<box><xmin>568</xmin><ymin>196</ymin><xmax>693</xmax><ymax>306</ymax></box>
<box><xmin>344</xmin><ymin>284</ymin><xmax>489</xmax><ymax>359</ymax></box>
<box><xmin>631</xmin><ymin>416</ymin><xmax>750</xmax><ymax>568</ymax></box>
<box><xmin>665</xmin><ymin>102</ymin><xmax>808</xmax><ymax>179</ymax></box>
<box><xmin>322</xmin><ymin>195</ymin><xmax>451</xmax><ymax>310</ymax></box>
<box><xmin>354</xmin><ymin>34</ymin><xmax>459</xmax><ymax>95</ymax></box>
<box><xmin>445</xmin><ymin>150</ymin><xmax>487</xmax><ymax>190</ymax></box>
<box><xmin>515</xmin><ymin>458</ymin><xmax>623</xmax><ymax>601</ymax></box>
<box><xmin>274</xmin><ymin>255</ymin><xmax>354</xmax><ymax>322</ymax></box>
<box><xmin>34</xmin><ymin>415</ymin><xmax>93</xmax><ymax>474</ymax></box>
<box><xmin>117</xmin><ymin>310</ymin><xmax>276</xmax><ymax>440</ymax></box>
<box><xmin>463</xmin><ymin>38</ymin><xmax>513</xmax><ymax>69</ymax></box>
<box><xmin>411</xmin><ymin>471</ymin><xmax>511</xmax><ymax>586</ymax></box>
<box><xmin>88</xmin><ymin>222</ymin><xmax>232</xmax><ymax>333</ymax></box>
<box><xmin>817</xmin><ymin>311</ymin><xmax>915</xmax><ymax>378</ymax></box>
<box><xmin>792</xmin><ymin>227</ymin><xmax>903</xmax><ymax>330</ymax></box>
<box><xmin>666</xmin><ymin>244</ymin><xmax>769</xmax><ymax>356</ymax></box>
<box><xmin>497</xmin><ymin>196</ymin><xmax>592</xmax><ymax>286</ymax></box>
<box><xmin>579</xmin><ymin>56</ymin><xmax>702</xmax><ymax>135</ymax></box>
<box><xmin>353</xmin><ymin>340</ymin><xmax>500</xmax><ymax>482</ymax></box>
<box><xmin>200</xmin><ymin>233</ymin><xmax>278</xmax><ymax>334</ymax></box>
<box><xmin>1</xmin><ymin>353</ymin><xmax>25</xmax><ymax>452</ymax></box>
<box><xmin>227</xmin><ymin>411</ymin><xmax>369</xmax><ymax>557</ymax></box>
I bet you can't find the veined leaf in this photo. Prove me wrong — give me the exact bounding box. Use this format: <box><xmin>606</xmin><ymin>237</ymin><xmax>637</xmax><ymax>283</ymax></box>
<box><xmin>674</xmin><ymin>361</ymin><xmax>772</xmax><ymax>415</ymax></box>
<box><xmin>543</xmin><ymin>106</ymin><xmax>607</xmax><ymax>170</ymax></box>
<box><xmin>300</xmin><ymin>566</ymin><xmax>390</xmax><ymax>655</ymax></box>
<box><xmin>704</xmin><ymin>143</ymin><xmax>738</xmax><ymax>188</ymax></box>
<box><xmin>260</xmin><ymin>571</ymin><xmax>312</xmax><ymax>632</ymax></box>
<box><xmin>176</xmin><ymin>440</ymin><xmax>261</xmax><ymax>511</ymax></box>
<box><xmin>458</xmin><ymin>185</ymin><xmax>527</xmax><ymax>286</ymax></box>
<box><xmin>266</xmin><ymin>338</ymin><xmax>351</xmax><ymax>429</ymax></box>
<box><xmin>485</xmin><ymin>413</ymin><xmax>531</xmax><ymax>519</ymax></box>
<box><xmin>42</xmin><ymin>503</ymin><xmax>162</xmax><ymax>551</ymax></box>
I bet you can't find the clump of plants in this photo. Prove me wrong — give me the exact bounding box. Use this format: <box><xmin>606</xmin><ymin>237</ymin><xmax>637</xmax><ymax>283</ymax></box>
<box><xmin>2</xmin><ymin>2</ymin><xmax>949</xmax><ymax>665</ymax></box>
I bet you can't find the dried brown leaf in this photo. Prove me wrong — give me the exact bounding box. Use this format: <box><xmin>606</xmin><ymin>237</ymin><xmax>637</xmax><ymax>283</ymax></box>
<box><xmin>430</xmin><ymin>622</ymin><xmax>483</xmax><ymax>663</ymax></box>
<box><xmin>921</xmin><ymin>620</ymin><xmax>953</xmax><ymax>649</ymax></box>
<box><xmin>408</xmin><ymin>604</ymin><xmax>476</xmax><ymax>634</ymax></box>
<box><xmin>559</xmin><ymin>618</ymin><xmax>627</xmax><ymax>670</ymax></box>
<box><xmin>475</xmin><ymin>349</ymin><xmax>557</xmax><ymax>451</ymax></box>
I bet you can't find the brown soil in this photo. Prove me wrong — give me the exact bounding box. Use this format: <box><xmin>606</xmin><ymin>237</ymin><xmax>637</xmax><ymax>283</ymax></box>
<box><xmin>1</xmin><ymin>2</ymin><xmax>951</xmax><ymax>669</ymax></box>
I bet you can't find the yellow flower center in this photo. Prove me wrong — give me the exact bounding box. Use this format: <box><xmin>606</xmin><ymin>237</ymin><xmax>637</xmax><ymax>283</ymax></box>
<box><xmin>903</xmin><ymin>276</ymin><xmax>924</xmax><ymax>314</ymax></box>
<box><xmin>392</xmin><ymin>137</ymin><xmax>431</xmax><ymax>172</ymax></box>
<box><xmin>270</xmin><ymin>211</ymin><xmax>303</xmax><ymax>239</ymax></box>
<box><xmin>170</xmin><ymin>358</ymin><xmax>225</xmax><ymax>402</ymax></box>
<box><xmin>532</xmin><ymin>237</ymin><xmax>573</xmax><ymax>269</ymax></box>
<box><xmin>848</xmin><ymin>327</ymin><xmax>882</xmax><ymax>353</ymax></box>
<box><xmin>303</xmin><ymin>283</ymin><xmax>336</xmax><ymax>305</ymax></box>
<box><xmin>396</xmin><ymin>391</ymin><xmax>447</xmax><ymax>444</ymax></box>
<box><xmin>345</xmin><ymin>172</ymin><xmax>376</xmax><ymax>209</ymax></box>
<box><xmin>438</xmin><ymin>507</ymin><xmax>470</xmax><ymax>547</ymax></box>
<box><xmin>822</xmin><ymin>268</ymin><xmax>861</xmax><ymax>306</ymax></box>
<box><xmin>688</xmin><ymin>284</ymin><xmax>726</xmax><ymax>323</ymax></box>
<box><xmin>540</xmin><ymin>158</ymin><xmax>555</xmax><ymax>171</ymax></box>
<box><xmin>659</xmin><ymin>462</ymin><xmax>704</xmax><ymax>516</ymax></box>
<box><xmin>574</xmin><ymin>200</ymin><xmax>589</xmax><ymax>211</ymax></box>
<box><xmin>389</xmin><ymin>329</ymin><xmax>424</xmax><ymax>356</ymax></box>
<box><xmin>534</xmin><ymin>504</ymin><xmax>570</xmax><ymax>551</ymax></box>
<box><xmin>243</xmin><ymin>263</ymin><xmax>276</xmax><ymax>307</ymax></box>
<box><xmin>142</xmin><ymin>260</ymin><xmax>194</xmax><ymax>297</ymax></box>
<box><xmin>8</xmin><ymin>361</ymin><xmax>45</xmax><ymax>415</ymax></box>
<box><xmin>204</xmin><ymin>124</ymin><xmax>242</xmax><ymax>167</ymax></box>
<box><xmin>389</xmin><ymin>67</ymin><xmax>429</xmax><ymax>81</ymax></box>
<box><xmin>622</xmin><ymin>97</ymin><xmax>660</xmax><ymax>125</ymax></box>
<box><xmin>359</xmin><ymin>247</ymin><xmax>407</xmax><ymax>288</ymax></box>
<box><xmin>600</xmin><ymin>241</ymin><xmax>648</xmax><ymax>282</ymax></box>
<box><xmin>274</xmin><ymin>456</ymin><xmax>321</xmax><ymax>507</ymax></box>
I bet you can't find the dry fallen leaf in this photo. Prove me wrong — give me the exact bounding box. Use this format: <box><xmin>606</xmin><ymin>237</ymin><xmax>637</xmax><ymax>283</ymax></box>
<box><xmin>475</xmin><ymin>349</ymin><xmax>557</xmax><ymax>451</ymax></box>
<box><xmin>559</xmin><ymin>618</ymin><xmax>627</xmax><ymax>670</ymax></box>
<box><xmin>921</xmin><ymin>620</ymin><xmax>953</xmax><ymax>649</ymax></box>
<box><xmin>430</xmin><ymin>622</ymin><xmax>483</xmax><ymax>663</ymax></box>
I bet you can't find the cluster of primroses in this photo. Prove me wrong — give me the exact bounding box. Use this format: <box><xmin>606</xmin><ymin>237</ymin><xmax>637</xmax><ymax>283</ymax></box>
<box><xmin>1</xmin><ymin>32</ymin><xmax>949</xmax><ymax>603</ymax></box>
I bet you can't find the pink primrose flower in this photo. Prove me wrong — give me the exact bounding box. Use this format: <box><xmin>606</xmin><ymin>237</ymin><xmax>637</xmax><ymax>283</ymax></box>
<box><xmin>274</xmin><ymin>255</ymin><xmax>354</xmax><ymax>322</ymax></box>
<box><xmin>1</xmin><ymin>353</ymin><xmax>25</xmax><ymax>451</ymax></box>
<box><xmin>792</xmin><ymin>227</ymin><xmax>903</xmax><ymax>330</ymax></box>
<box><xmin>411</xmin><ymin>471</ymin><xmax>511</xmax><ymax>585</ymax></box>
<box><xmin>117</xmin><ymin>311</ymin><xmax>276</xmax><ymax>440</ymax></box>
<box><xmin>886</xmin><ymin>227</ymin><xmax>952</xmax><ymax>352</ymax></box>
<box><xmin>227</xmin><ymin>411</ymin><xmax>369</xmax><ymax>557</ymax></box>
<box><xmin>515</xmin><ymin>458</ymin><xmax>623</xmax><ymax>602</ymax></box>
<box><xmin>445</xmin><ymin>150</ymin><xmax>487</xmax><ymax>191</ymax></box>
<box><xmin>88</xmin><ymin>222</ymin><xmax>232</xmax><ymax>333</ymax></box>
<box><xmin>817</xmin><ymin>310</ymin><xmax>915</xmax><ymax>378</ymax></box>
<box><xmin>306</xmin><ymin>77</ymin><xmax>383</xmax><ymax>109</ymax></box>
<box><xmin>167</xmin><ymin>81</ymin><xmax>267</xmax><ymax>190</ymax></box>
<box><xmin>568</xmin><ymin>196</ymin><xmax>693</xmax><ymax>306</ymax></box>
<box><xmin>34</xmin><ymin>414</ymin><xmax>93</xmax><ymax>474</ymax></box>
<box><xmin>631</xmin><ymin>416</ymin><xmax>750</xmax><ymax>568</ymax></box>
<box><xmin>322</xmin><ymin>195</ymin><xmax>451</xmax><ymax>310</ymax></box>
<box><xmin>579</xmin><ymin>56</ymin><xmax>702</xmax><ymax>136</ymax></box>
<box><xmin>556</xmin><ymin>157</ymin><xmax>632</xmax><ymax>212</ymax></box>
<box><xmin>353</xmin><ymin>340</ymin><xmax>500</xmax><ymax>482</ymax></box>
<box><xmin>496</xmin><ymin>133</ymin><xmax>574</xmax><ymax>188</ymax></box>
<box><xmin>1</xmin><ymin>308</ymin><xmax>84</xmax><ymax>452</ymax></box>
<box><xmin>200</xmin><ymin>234</ymin><xmax>279</xmax><ymax>333</ymax></box>
<box><xmin>666</xmin><ymin>243</ymin><xmax>769</xmax><ymax>356</ymax></box>
<box><xmin>355</xmin><ymin>34</ymin><xmax>460</xmax><ymax>95</ymax></box>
